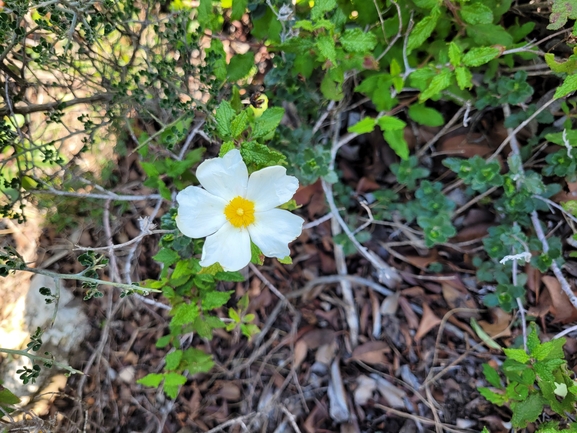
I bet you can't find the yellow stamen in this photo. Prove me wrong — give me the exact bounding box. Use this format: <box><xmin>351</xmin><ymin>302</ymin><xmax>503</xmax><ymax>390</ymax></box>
<box><xmin>224</xmin><ymin>196</ymin><xmax>255</xmax><ymax>228</ymax></box>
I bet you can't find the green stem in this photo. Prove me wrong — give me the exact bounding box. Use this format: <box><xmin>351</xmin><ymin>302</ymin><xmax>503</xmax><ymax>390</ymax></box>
<box><xmin>22</xmin><ymin>267</ymin><xmax>161</xmax><ymax>293</ymax></box>
<box><xmin>0</xmin><ymin>348</ymin><xmax>84</xmax><ymax>376</ymax></box>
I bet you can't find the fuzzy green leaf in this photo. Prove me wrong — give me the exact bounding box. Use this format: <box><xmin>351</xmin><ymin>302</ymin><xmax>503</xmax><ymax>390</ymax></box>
<box><xmin>311</xmin><ymin>0</ymin><xmax>336</xmax><ymax>19</ymax></box>
<box><xmin>482</xmin><ymin>364</ymin><xmax>503</xmax><ymax>388</ymax></box>
<box><xmin>153</xmin><ymin>248</ymin><xmax>180</xmax><ymax>267</ymax></box>
<box><xmin>555</xmin><ymin>74</ymin><xmax>577</xmax><ymax>99</ymax></box>
<box><xmin>317</xmin><ymin>35</ymin><xmax>337</xmax><ymax>64</ymax></box>
<box><xmin>532</xmin><ymin>337</ymin><xmax>566</xmax><ymax>361</ymax></box>
<box><xmin>460</xmin><ymin>3</ymin><xmax>494</xmax><ymax>25</ymax></box>
<box><xmin>215</xmin><ymin>101</ymin><xmax>235</xmax><ymax>138</ymax></box>
<box><xmin>407</xmin><ymin>6</ymin><xmax>441</xmax><ymax>52</ymax></box>
<box><xmin>548</xmin><ymin>0</ymin><xmax>577</xmax><ymax>30</ymax></box>
<box><xmin>479</xmin><ymin>387</ymin><xmax>506</xmax><ymax>405</ymax></box>
<box><xmin>455</xmin><ymin>67</ymin><xmax>473</xmax><ymax>90</ymax></box>
<box><xmin>408</xmin><ymin>104</ymin><xmax>444</xmax><ymax>127</ymax></box>
<box><xmin>231</xmin><ymin>0</ymin><xmax>248</xmax><ymax>20</ymax></box>
<box><xmin>253</xmin><ymin>107</ymin><xmax>285</xmax><ymax>139</ymax></box>
<box><xmin>545</xmin><ymin>53</ymin><xmax>577</xmax><ymax>74</ymax></box>
<box><xmin>137</xmin><ymin>373</ymin><xmax>164</xmax><ymax>388</ymax></box>
<box><xmin>511</xmin><ymin>393</ymin><xmax>544</xmax><ymax>428</ymax></box>
<box><xmin>448</xmin><ymin>42</ymin><xmax>462</xmax><ymax>66</ymax></box>
<box><xmin>165</xmin><ymin>350</ymin><xmax>183</xmax><ymax>371</ymax></box>
<box><xmin>348</xmin><ymin>117</ymin><xmax>376</xmax><ymax>134</ymax></box>
<box><xmin>240</xmin><ymin>141</ymin><xmax>286</xmax><ymax>169</ymax></box>
<box><xmin>504</xmin><ymin>348</ymin><xmax>530</xmax><ymax>364</ymax></box>
<box><xmin>170</xmin><ymin>302</ymin><xmax>199</xmax><ymax>326</ymax></box>
<box><xmin>231</xmin><ymin>110</ymin><xmax>249</xmax><ymax>138</ymax></box>
<box><xmin>340</xmin><ymin>28</ymin><xmax>377</xmax><ymax>53</ymax></box>
<box><xmin>463</xmin><ymin>47</ymin><xmax>501</xmax><ymax>67</ymax></box>
<box><xmin>384</xmin><ymin>129</ymin><xmax>409</xmax><ymax>160</ymax></box>
<box><xmin>202</xmin><ymin>290</ymin><xmax>233</xmax><ymax>310</ymax></box>
<box><xmin>164</xmin><ymin>372</ymin><xmax>187</xmax><ymax>387</ymax></box>
<box><xmin>227</xmin><ymin>52</ymin><xmax>255</xmax><ymax>81</ymax></box>
<box><xmin>419</xmin><ymin>68</ymin><xmax>452</xmax><ymax>101</ymax></box>
<box><xmin>377</xmin><ymin>116</ymin><xmax>406</xmax><ymax>131</ymax></box>
<box><xmin>182</xmin><ymin>348</ymin><xmax>214</xmax><ymax>374</ymax></box>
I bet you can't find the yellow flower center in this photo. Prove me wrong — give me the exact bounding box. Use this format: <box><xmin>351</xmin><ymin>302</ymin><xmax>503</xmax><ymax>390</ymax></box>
<box><xmin>224</xmin><ymin>196</ymin><xmax>255</xmax><ymax>228</ymax></box>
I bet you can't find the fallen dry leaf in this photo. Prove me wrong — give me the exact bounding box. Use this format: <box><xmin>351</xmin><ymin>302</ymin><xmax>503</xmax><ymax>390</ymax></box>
<box><xmin>477</xmin><ymin>308</ymin><xmax>512</xmax><ymax>338</ymax></box>
<box><xmin>441</xmin><ymin>283</ymin><xmax>478</xmax><ymax>317</ymax></box>
<box><xmin>414</xmin><ymin>303</ymin><xmax>442</xmax><ymax>341</ymax></box>
<box><xmin>354</xmin><ymin>375</ymin><xmax>377</xmax><ymax>406</ymax></box>
<box><xmin>543</xmin><ymin>275</ymin><xmax>577</xmax><ymax>323</ymax></box>
<box><xmin>350</xmin><ymin>341</ymin><xmax>391</xmax><ymax>365</ymax></box>
<box><xmin>398</xmin><ymin>296</ymin><xmax>419</xmax><ymax>329</ymax></box>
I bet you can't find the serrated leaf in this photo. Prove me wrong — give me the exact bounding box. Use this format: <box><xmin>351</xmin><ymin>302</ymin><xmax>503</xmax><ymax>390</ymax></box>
<box><xmin>253</xmin><ymin>107</ymin><xmax>284</xmax><ymax>139</ymax></box>
<box><xmin>455</xmin><ymin>66</ymin><xmax>473</xmax><ymax>90</ymax></box>
<box><xmin>165</xmin><ymin>350</ymin><xmax>183</xmax><ymax>370</ymax></box>
<box><xmin>460</xmin><ymin>3</ymin><xmax>494</xmax><ymax>25</ymax></box>
<box><xmin>215</xmin><ymin>101</ymin><xmax>235</xmax><ymax>138</ymax></box>
<box><xmin>182</xmin><ymin>348</ymin><xmax>214</xmax><ymax>374</ymax></box>
<box><xmin>466</xmin><ymin>23</ymin><xmax>513</xmax><ymax>46</ymax></box>
<box><xmin>164</xmin><ymin>385</ymin><xmax>179</xmax><ymax>399</ymax></box>
<box><xmin>231</xmin><ymin>0</ymin><xmax>247</xmax><ymax>20</ymax></box>
<box><xmin>407</xmin><ymin>6</ymin><xmax>441</xmax><ymax>52</ymax></box>
<box><xmin>317</xmin><ymin>35</ymin><xmax>337</xmax><ymax>64</ymax></box>
<box><xmin>545</xmin><ymin>53</ymin><xmax>577</xmax><ymax>73</ymax></box>
<box><xmin>533</xmin><ymin>337</ymin><xmax>566</xmax><ymax>361</ymax></box>
<box><xmin>377</xmin><ymin>115</ymin><xmax>406</xmax><ymax>131</ymax></box>
<box><xmin>555</xmin><ymin>74</ymin><xmax>577</xmax><ymax>99</ymax></box>
<box><xmin>153</xmin><ymin>248</ymin><xmax>180</xmax><ymax>267</ymax></box>
<box><xmin>463</xmin><ymin>47</ymin><xmax>501</xmax><ymax>67</ymax></box>
<box><xmin>170</xmin><ymin>302</ymin><xmax>199</xmax><ymax>326</ymax></box>
<box><xmin>231</xmin><ymin>110</ymin><xmax>249</xmax><ymax>138</ymax></box>
<box><xmin>164</xmin><ymin>372</ymin><xmax>187</xmax><ymax>387</ymax></box>
<box><xmin>214</xmin><ymin>271</ymin><xmax>245</xmax><ymax>282</ymax></box>
<box><xmin>202</xmin><ymin>290</ymin><xmax>233</xmax><ymax>310</ymax></box>
<box><xmin>340</xmin><ymin>28</ymin><xmax>377</xmax><ymax>53</ymax></box>
<box><xmin>419</xmin><ymin>68</ymin><xmax>452</xmax><ymax>101</ymax></box>
<box><xmin>137</xmin><ymin>373</ymin><xmax>164</xmax><ymax>387</ymax></box>
<box><xmin>408</xmin><ymin>104</ymin><xmax>444</xmax><ymax>127</ymax></box>
<box><xmin>348</xmin><ymin>117</ymin><xmax>376</xmax><ymax>134</ymax></box>
<box><xmin>240</xmin><ymin>141</ymin><xmax>286</xmax><ymax>168</ymax></box>
<box><xmin>479</xmin><ymin>387</ymin><xmax>506</xmax><ymax>405</ymax></box>
<box><xmin>227</xmin><ymin>52</ymin><xmax>255</xmax><ymax>81</ymax></box>
<box><xmin>383</xmin><ymin>129</ymin><xmax>409</xmax><ymax>160</ymax></box>
<box><xmin>510</xmin><ymin>393</ymin><xmax>544</xmax><ymax>428</ymax></box>
<box><xmin>311</xmin><ymin>0</ymin><xmax>336</xmax><ymax>20</ymax></box>
<box><xmin>504</xmin><ymin>348</ymin><xmax>530</xmax><ymax>364</ymax></box>
<box><xmin>448</xmin><ymin>42</ymin><xmax>462</xmax><ymax>66</ymax></box>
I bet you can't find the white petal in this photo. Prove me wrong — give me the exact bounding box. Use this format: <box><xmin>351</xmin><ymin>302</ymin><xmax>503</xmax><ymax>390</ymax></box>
<box><xmin>248</xmin><ymin>209</ymin><xmax>303</xmax><ymax>259</ymax></box>
<box><xmin>196</xmin><ymin>149</ymin><xmax>248</xmax><ymax>201</ymax></box>
<box><xmin>246</xmin><ymin>166</ymin><xmax>299</xmax><ymax>211</ymax></box>
<box><xmin>200</xmin><ymin>223</ymin><xmax>251</xmax><ymax>271</ymax></box>
<box><xmin>176</xmin><ymin>186</ymin><xmax>226</xmax><ymax>238</ymax></box>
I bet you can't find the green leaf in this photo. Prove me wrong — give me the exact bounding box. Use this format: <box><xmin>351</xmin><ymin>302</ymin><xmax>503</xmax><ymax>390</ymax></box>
<box><xmin>471</xmin><ymin>318</ymin><xmax>502</xmax><ymax>350</ymax></box>
<box><xmin>545</xmin><ymin>53</ymin><xmax>577</xmax><ymax>74</ymax></box>
<box><xmin>555</xmin><ymin>74</ymin><xmax>577</xmax><ymax>99</ymax></box>
<box><xmin>320</xmin><ymin>72</ymin><xmax>344</xmax><ymax>101</ymax></box>
<box><xmin>419</xmin><ymin>68</ymin><xmax>452</xmax><ymax>101</ymax></box>
<box><xmin>137</xmin><ymin>373</ymin><xmax>164</xmax><ymax>387</ymax></box>
<box><xmin>202</xmin><ymin>290</ymin><xmax>233</xmax><ymax>310</ymax></box>
<box><xmin>170</xmin><ymin>302</ymin><xmax>199</xmax><ymax>326</ymax></box>
<box><xmin>311</xmin><ymin>0</ymin><xmax>336</xmax><ymax>20</ymax></box>
<box><xmin>548</xmin><ymin>0</ymin><xmax>577</xmax><ymax>30</ymax></box>
<box><xmin>348</xmin><ymin>117</ymin><xmax>376</xmax><ymax>134</ymax></box>
<box><xmin>182</xmin><ymin>348</ymin><xmax>214</xmax><ymax>374</ymax></box>
<box><xmin>215</xmin><ymin>101</ymin><xmax>235</xmax><ymax>138</ymax></box>
<box><xmin>340</xmin><ymin>28</ymin><xmax>377</xmax><ymax>53</ymax></box>
<box><xmin>460</xmin><ymin>3</ymin><xmax>494</xmax><ymax>25</ymax></box>
<box><xmin>407</xmin><ymin>6</ymin><xmax>441</xmax><ymax>53</ymax></box>
<box><xmin>463</xmin><ymin>47</ymin><xmax>501</xmax><ymax>67</ymax></box>
<box><xmin>156</xmin><ymin>335</ymin><xmax>171</xmax><ymax>348</ymax></box>
<box><xmin>408</xmin><ymin>104</ymin><xmax>444</xmax><ymax>127</ymax></box>
<box><xmin>165</xmin><ymin>350</ymin><xmax>183</xmax><ymax>370</ymax></box>
<box><xmin>197</xmin><ymin>0</ymin><xmax>212</xmax><ymax>28</ymax></box>
<box><xmin>164</xmin><ymin>372</ymin><xmax>187</xmax><ymax>387</ymax></box>
<box><xmin>240</xmin><ymin>141</ymin><xmax>286</xmax><ymax>168</ymax></box>
<box><xmin>153</xmin><ymin>248</ymin><xmax>180</xmax><ymax>267</ymax></box>
<box><xmin>278</xmin><ymin>255</ymin><xmax>292</xmax><ymax>264</ymax></box>
<box><xmin>479</xmin><ymin>387</ymin><xmax>506</xmax><ymax>405</ymax></box>
<box><xmin>455</xmin><ymin>67</ymin><xmax>473</xmax><ymax>90</ymax></box>
<box><xmin>448</xmin><ymin>41</ymin><xmax>462</xmax><ymax>66</ymax></box>
<box><xmin>384</xmin><ymin>129</ymin><xmax>409</xmax><ymax>160</ymax></box>
<box><xmin>413</xmin><ymin>0</ymin><xmax>440</xmax><ymax>8</ymax></box>
<box><xmin>532</xmin><ymin>337</ymin><xmax>566</xmax><ymax>361</ymax></box>
<box><xmin>482</xmin><ymin>364</ymin><xmax>503</xmax><ymax>388</ymax></box>
<box><xmin>214</xmin><ymin>271</ymin><xmax>245</xmax><ymax>282</ymax></box>
<box><xmin>253</xmin><ymin>107</ymin><xmax>285</xmax><ymax>139</ymax></box>
<box><xmin>377</xmin><ymin>115</ymin><xmax>406</xmax><ymax>131</ymax></box>
<box><xmin>0</xmin><ymin>387</ymin><xmax>21</xmax><ymax>405</ymax></box>
<box><xmin>317</xmin><ymin>34</ymin><xmax>337</xmax><ymax>64</ymax></box>
<box><xmin>231</xmin><ymin>0</ymin><xmax>247</xmax><ymax>20</ymax></box>
<box><xmin>510</xmin><ymin>393</ymin><xmax>544</xmax><ymax>428</ymax></box>
<box><xmin>527</xmin><ymin>324</ymin><xmax>540</xmax><ymax>353</ymax></box>
<box><xmin>504</xmin><ymin>348</ymin><xmax>530</xmax><ymax>364</ymax></box>
<box><xmin>231</xmin><ymin>110</ymin><xmax>249</xmax><ymax>138</ymax></box>
<box><xmin>227</xmin><ymin>52</ymin><xmax>255</xmax><ymax>81</ymax></box>
<box><xmin>466</xmin><ymin>23</ymin><xmax>513</xmax><ymax>46</ymax></box>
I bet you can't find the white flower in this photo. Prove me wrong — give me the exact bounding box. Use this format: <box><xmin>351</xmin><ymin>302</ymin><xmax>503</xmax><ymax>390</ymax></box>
<box><xmin>176</xmin><ymin>149</ymin><xmax>303</xmax><ymax>272</ymax></box>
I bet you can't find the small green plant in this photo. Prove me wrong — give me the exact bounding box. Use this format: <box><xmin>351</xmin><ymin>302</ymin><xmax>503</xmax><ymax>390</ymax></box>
<box><xmin>479</xmin><ymin>324</ymin><xmax>577</xmax><ymax>429</ymax></box>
